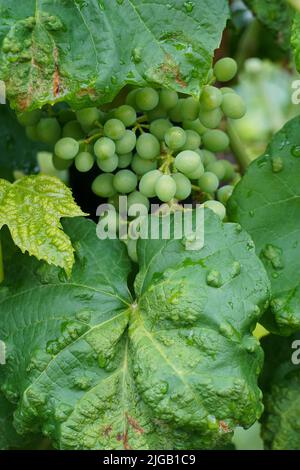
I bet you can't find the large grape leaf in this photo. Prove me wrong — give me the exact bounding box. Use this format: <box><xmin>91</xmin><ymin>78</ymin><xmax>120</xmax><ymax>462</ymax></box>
<box><xmin>0</xmin><ymin>212</ymin><xmax>270</xmax><ymax>450</ymax></box>
<box><xmin>0</xmin><ymin>0</ymin><xmax>229</xmax><ymax>112</ymax></box>
<box><xmin>260</xmin><ymin>334</ymin><xmax>300</xmax><ymax>450</ymax></box>
<box><xmin>0</xmin><ymin>175</ymin><xmax>85</xmax><ymax>275</ymax></box>
<box><xmin>228</xmin><ymin>116</ymin><xmax>300</xmax><ymax>335</ymax></box>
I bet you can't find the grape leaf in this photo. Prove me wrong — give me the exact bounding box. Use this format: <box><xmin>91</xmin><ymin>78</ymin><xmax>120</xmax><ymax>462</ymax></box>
<box><xmin>260</xmin><ymin>334</ymin><xmax>300</xmax><ymax>450</ymax></box>
<box><xmin>0</xmin><ymin>175</ymin><xmax>85</xmax><ymax>275</ymax></box>
<box><xmin>228</xmin><ymin>116</ymin><xmax>300</xmax><ymax>335</ymax></box>
<box><xmin>0</xmin><ymin>212</ymin><xmax>270</xmax><ymax>450</ymax></box>
<box><xmin>0</xmin><ymin>0</ymin><xmax>229</xmax><ymax>112</ymax></box>
<box><xmin>292</xmin><ymin>13</ymin><xmax>300</xmax><ymax>73</ymax></box>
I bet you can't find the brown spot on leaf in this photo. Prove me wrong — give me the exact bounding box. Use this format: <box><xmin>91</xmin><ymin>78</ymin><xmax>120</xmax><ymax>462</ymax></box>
<box><xmin>102</xmin><ymin>425</ymin><xmax>112</xmax><ymax>437</ymax></box>
<box><xmin>159</xmin><ymin>54</ymin><xmax>187</xmax><ymax>88</ymax></box>
<box><xmin>53</xmin><ymin>46</ymin><xmax>60</xmax><ymax>97</ymax></box>
<box><xmin>219</xmin><ymin>421</ymin><xmax>230</xmax><ymax>433</ymax></box>
<box><xmin>126</xmin><ymin>413</ymin><xmax>144</xmax><ymax>435</ymax></box>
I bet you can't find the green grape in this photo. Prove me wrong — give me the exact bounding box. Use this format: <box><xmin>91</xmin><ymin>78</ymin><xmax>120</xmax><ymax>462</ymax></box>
<box><xmin>203</xmin><ymin>200</ymin><xmax>226</xmax><ymax>220</ymax></box>
<box><xmin>52</xmin><ymin>154</ymin><xmax>73</xmax><ymax>171</ymax></box>
<box><xmin>175</xmin><ymin>150</ymin><xmax>201</xmax><ymax>175</ymax></box>
<box><xmin>206</xmin><ymin>161</ymin><xmax>226</xmax><ymax>180</ymax></box>
<box><xmin>179</xmin><ymin>129</ymin><xmax>201</xmax><ymax>151</ymax></box>
<box><xmin>198</xmin><ymin>172</ymin><xmax>219</xmax><ymax>193</ymax></box>
<box><xmin>127</xmin><ymin>239</ymin><xmax>138</xmax><ymax>263</ymax></box>
<box><xmin>221</xmin><ymin>93</ymin><xmax>246</xmax><ymax>120</ymax></box>
<box><xmin>75</xmin><ymin>152</ymin><xmax>94</xmax><ymax>172</ymax></box>
<box><xmin>54</xmin><ymin>137</ymin><xmax>79</xmax><ymax>160</ymax></box>
<box><xmin>149</xmin><ymin>119</ymin><xmax>172</xmax><ymax>141</ymax></box>
<box><xmin>168</xmin><ymin>99</ymin><xmax>183</xmax><ymax>123</ymax></box>
<box><xmin>217</xmin><ymin>185</ymin><xmax>234</xmax><ymax>205</ymax></box>
<box><xmin>113</xmin><ymin>169</ymin><xmax>138</xmax><ymax>194</ymax></box>
<box><xmin>202</xmin><ymin>129</ymin><xmax>229</xmax><ymax>153</ymax></box>
<box><xmin>232</xmin><ymin>172</ymin><xmax>242</xmax><ymax>186</ymax></box>
<box><xmin>155</xmin><ymin>175</ymin><xmax>177</xmax><ymax>202</ymax></box>
<box><xmin>127</xmin><ymin>191</ymin><xmax>150</xmax><ymax>212</ymax></box>
<box><xmin>185</xmin><ymin>162</ymin><xmax>205</xmax><ymax>180</ymax></box>
<box><xmin>172</xmin><ymin>173</ymin><xmax>192</xmax><ymax>200</ymax></box>
<box><xmin>221</xmin><ymin>87</ymin><xmax>235</xmax><ymax>95</ymax></box>
<box><xmin>182</xmin><ymin>118</ymin><xmax>207</xmax><ymax>136</ymax></box>
<box><xmin>92</xmin><ymin>173</ymin><xmax>116</xmax><ymax>197</ymax></box>
<box><xmin>97</xmin><ymin>154</ymin><xmax>119</xmax><ymax>172</ymax></box>
<box><xmin>159</xmin><ymin>90</ymin><xmax>178</xmax><ymax>110</ymax></box>
<box><xmin>115</xmin><ymin>130</ymin><xmax>136</xmax><ymax>154</ymax></box>
<box><xmin>214</xmin><ymin>57</ymin><xmax>238</xmax><ymax>82</ymax></box>
<box><xmin>104</xmin><ymin>118</ymin><xmax>126</xmax><ymax>141</ymax></box>
<box><xmin>76</xmin><ymin>107</ymin><xmax>100</xmax><ymax>128</ymax></box>
<box><xmin>25</xmin><ymin>126</ymin><xmax>39</xmax><ymax>142</ymax></box>
<box><xmin>164</xmin><ymin>127</ymin><xmax>186</xmax><ymax>150</ymax></box>
<box><xmin>118</xmin><ymin>152</ymin><xmax>133</xmax><ymax>168</ymax></box>
<box><xmin>58</xmin><ymin>109</ymin><xmax>76</xmax><ymax>124</ymax></box>
<box><xmin>131</xmin><ymin>154</ymin><xmax>157</xmax><ymax>175</ymax></box>
<box><xmin>135</xmin><ymin>87</ymin><xmax>159</xmax><ymax>111</ymax></box>
<box><xmin>202</xmin><ymin>149</ymin><xmax>216</xmax><ymax>166</ymax></box>
<box><xmin>199</xmin><ymin>107</ymin><xmax>223</xmax><ymax>129</ymax></box>
<box><xmin>136</xmin><ymin>133</ymin><xmax>160</xmax><ymax>160</ymax></box>
<box><xmin>125</xmin><ymin>89</ymin><xmax>139</xmax><ymax>108</ymax></box>
<box><xmin>94</xmin><ymin>137</ymin><xmax>116</xmax><ymax>160</ymax></box>
<box><xmin>147</xmin><ymin>104</ymin><xmax>168</xmax><ymax>121</ymax></box>
<box><xmin>139</xmin><ymin>170</ymin><xmax>162</xmax><ymax>197</ymax></box>
<box><xmin>114</xmin><ymin>105</ymin><xmax>137</xmax><ymax>127</ymax></box>
<box><xmin>180</xmin><ymin>97</ymin><xmax>200</xmax><ymax>121</ymax></box>
<box><xmin>222</xmin><ymin>160</ymin><xmax>235</xmax><ymax>181</ymax></box>
<box><xmin>63</xmin><ymin>120</ymin><xmax>85</xmax><ymax>140</ymax></box>
<box><xmin>200</xmin><ymin>86</ymin><xmax>223</xmax><ymax>111</ymax></box>
<box><xmin>17</xmin><ymin>109</ymin><xmax>42</xmax><ymax>127</ymax></box>
<box><xmin>36</xmin><ymin>118</ymin><xmax>61</xmax><ymax>145</ymax></box>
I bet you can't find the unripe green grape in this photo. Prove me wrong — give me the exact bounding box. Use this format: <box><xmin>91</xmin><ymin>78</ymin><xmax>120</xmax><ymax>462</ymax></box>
<box><xmin>199</xmin><ymin>107</ymin><xmax>223</xmax><ymax>129</ymax></box>
<box><xmin>150</xmin><ymin>119</ymin><xmax>172</xmax><ymax>141</ymax></box>
<box><xmin>222</xmin><ymin>160</ymin><xmax>235</xmax><ymax>181</ymax></box>
<box><xmin>202</xmin><ymin>129</ymin><xmax>229</xmax><ymax>153</ymax></box>
<box><xmin>118</xmin><ymin>152</ymin><xmax>133</xmax><ymax>168</ymax></box>
<box><xmin>232</xmin><ymin>172</ymin><xmax>242</xmax><ymax>186</ymax></box>
<box><xmin>92</xmin><ymin>173</ymin><xmax>116</xmax><ymax>197</ymax></box>
<box><xmin>115</xmin><ymin>130</ymin><xmax>136</xmax><ymax>154</ymax></box>
<box><xmin>172</xmin><ymin>173</ymin><xmax>192</xmax><ymax>200</ymax></box>
<box><xmin>168</xmin><ymin>99</ymin><xmax>183</xmax><ymax>123</ymax></box>
<box><xmin>52</xmin><ymin>154</ymin><xmax>73</xmax><ymax>171</ymax></box>
<box><xmin>202</xmin><ymin>149</ymin><xmax>216</xmax><ymax>166</ymax></box>
<box><xmin>63</xmin><ymin>120</ymin><xmax>85</xmax><ymax>140</ymax></box>
<box><xmin>182</xmin><ymin>118</ymin><xmax>207</xmax><ymax>135</ymax></box>
<box><xmin>214</xmin><ymin>57</ymin><xmax>238</xmax><ymax>82</ymax></box>
<box><xmin>221</xmin><ymin>87</ymin><xmax>235</xmax><ymax>95</ymax></box>
<box><xmin>179</xmin><ymin>129</ymin><xmax>201</xmax><ymax>151</ymax></box>
<box><xmin>17</xmin><ymin>109</ymin><xmax>42</xmax><ymax>127</ymax></box>
<box><xmin>36</xmin><ymin>118</ymin><xmax>61</xmax><ymax>145</ymax></box>
<box><xmin>135</xmin><ymin>87</ymin><xmax>159</xmax><ymax>111</ymax></box>
<box><xmin>94</xmin><ymin>137</ymin><xmax>116</xmax><ymax>160</ymax></box>
<box><xmin>97</xmin><ymin>154</ymin><xmax>119</xmax><ymax>172</ymax></box>
<box><xmin>159</xmin><ymin>90</ymin><xmax>178</xmax><ymax>110</ymax></box>
<box><xmin>198</xmin><ymin>172</ymin><xmax>219</xmax><ymax>193</ymax></box>
<box><xmin>58</xmin><ymin>109</ymin><xmax>76</xmax><ymax>125</ymax></box>
<box><xmin>75</xmin><ymin>152</ymin><xmax>94</xmax><ymax>172</ymax></box>
<box><xmin>26</xmin><ymin>125</ymin><xmax>39</xmax><ymax>142</ymax></box>
<box><xmin>114</xmin><ymin>105</ymin><xmax>137</xmax><ymax>127</ymax></box>
<box><xmin>76</xmin><ymin>107</ymin><xmax>100</xmax><ymax>128</ymax></box>
<box><xmin>127</xmin><ymin>239</ymin><xmax>138</xmax><ymax>263</ymax></box>
<box><xmin>180</xmin><ymin>97</ymin><xmax>200</xmax><ymax>121</ymax></box>
<box><xmin>206</xmin><ymin>161</ymin><xmax>226</xmax><ymax>180</ymax></box>
<box><xmin>175</xmin><ymin>150</ymin><xmax>201</xmax><ymax>175</ymax></box>
<box><xmin>200</xmin><ymin>86</ymin><xmax>223</xmax><ymax>111</ymax></box>
<box><xmin>104</xmin><ymin>118</ymin><xmax>126</xmax><ymax>141</ymax></box>
<box><xmin>147</xmin><ymin>104</ymin><xmax>168</xmax><ymax>121</ymax></box>
<box><xmin>221</xmin><ymin>93</ymin><xmax>246</xmax><ymax>120</ymax></box>
<box><xmin>127</xmin><ymin>191</ymin><xmax>150</xmax><ymax>212</ymax></box>
<box><xmin>217</xmin><ymin>185</ymin><xmax>234</xmax><ymax>205</ymax></box>
<box><xmin>125</xmin><ymin>89</ymin><xmax>139</xmax><ymax>108</ymax></box>
<box><xmin>204</xmin><ymin>200</ymin><xmax>226</xmax><ymax>220</ymax></box>
<box><xmin>139</xmin><ymin>170</ymin><xmax>162</xmax><ymax>197</ymax></box>
<box><xmin>185</xmin><ymin>162</ymin><xmax>205</xmax><ymax>180</ymax></box>
<box><xmin>155</xmin><ymin>175</ymin><xmax>177</xmax><ymax>202</ymax></box>
<box><xmin>136</xmin><ymin>133</ymin><xmax>160</xmax><ymax>160</ymax></box>
<box><xmin>113</xmin><ymin>169</ymin><xmax>138</xmax><ymax>194</ymax></box>
<box><xmin>164</xmin><ymin>127</ymin><xmax>186</xmax><ymax>150</ymax></box>
<box><xmin>55</xmin><ymin>137</ymin><xmax>79</xmax><ymax>160</ymax></box>
<box><xmin>131</xmin><ymin>154</ymin><xmax>157</xmax><ymax>175</ymax></box>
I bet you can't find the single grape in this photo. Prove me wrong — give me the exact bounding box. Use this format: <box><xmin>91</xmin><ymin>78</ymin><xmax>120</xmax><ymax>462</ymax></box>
<box><xmin>172</xmin><ymin>173</ymin><xmax>192</xmax><ymax>200</ymax></box>
<box><xmin>136</xmin><ymin>133</ymin><xmax>160</xmax><ymax>160</ymax></box>
<box><xmin>221</xmin><ymin>87</ymin><xmax>235</xmax><ymax>95</ymax></box>
<box><xmin>135</xmin><ymin>87</ymin><xmax>159</xmax><ymax>111</ymax></box>
<box><xmin>206</xmin><ymin>161</ymin><xmax>226</xmax><ymax>180</ymax></box>
<box><xmin>214</xmin><ymin>57</ymin><xmax>238</xmax><ymax>82</ymax></box>
<box><xmin>26</xmin><ymin>126</ymin><xmax>39</xmax><ymax>142</ymax></box>
<box><xmin>175</xmin><ymin>150</ymin><xmax>201</xmax><ymax>175</ymax></box>
<box><xmin>182</xmin><ymin>118</ymin><xmax>207</xmax><ymax>136</ymax></box>
<box><xmin>147</xmin><ymin>104</ymin><xmax>168</xmax><ymax>121</ymax></box>
<box><xmin>94</xmin><ymin>137</ymin><xmax>116</xmax><ymax>160</ymax></box>
<box><xmin>54</xmin><ymin>137</ymin><xmax>79</xmax><ymax>160</ymax></box>
<box><xmin>114</xmin><ymin>105</ymin><xmax>137</xmax><ymax>127</ymax></box>
<box><xmin>131</xmin><ymin>154</ymin><xmax>157</xmax><ymax>175</ymax></box>
<box><xmin>139</xmin><ymin>170</ymin><xmax>162</xmax><ymax>197</ymax></box>
<box><xmin>203</xmin><ymin>200</ymin><xmax>226</xmax><ymax>220</ymax></box>
<box><xmin>200</xmin><ymin>86</ymin><xmax>223</xmax><ymax>111</ymax></box>
<box><xmin>118</xmin><ymin>152</ymin><xmax>133</xmax><ymax>168</ymax></box>
<box><xmin>164</xmin><ymin>127</ymin><xmax>186</xmax><ymax>150</ymax></box>
<box><xmin>185</xmin><ymin>162</ymin><xmax>205</xmax><ymax>180</ymax></box>
<box><xmin>52</xmin><ymin>154</ymin><xmax>73</xmax><ymax>171</ymax></box>
<box><xmin>150</xmin><ymin>119</ymin><xmax>172</xmax><ymax>141</ymax></box>
<box><xmin>159</xmin><ymin>90</ymin><xmax>178</xmax><ymax>110</ymax></box>
<box><xmin>221</xmin><ymin>93</ymin><xmax>246</xmax><ymax>120</ymax></box>
<box><xmin>222</xmin><ymin>160</ymin><xmax>235</xmax><ymax>181</ymax></box>
<box><xmin>115</xmin><ymin>130</ymin><xmax>136</xmax><ymax>154</ymax></box>
<box><xmin>198</xmin><ymin>172</ymin><xmax>219</xmax><ymax>193</ymax></box>
<box><xmin>36</xmin><ymin>118</ymin><xmax>61</xmax><ymax>145</ymax></box>
<box><xmin>127</xmin><ymin>239</ymin><xmax>138</xmax><ymax>263</ymax></box>
<box><xmin>63</xmin><ymin>120</ymin><xmax>85</xmax><ymax>140</ymax></box>
<box><xmin>202</xmin><ymin>129</ymin><xmax>230</xmax><ymax>153</ymax></box>
<box><xmin>97</xmin><ymin>154</ymin><xmax>119</xmax><ymax>172</ymax></box>
<box><xmin>75</xmin><ymin>152</ymin><xmax>94</xmax><ymax>172</ymax></box>
<box><xmin>127</xmin><ymin>191</ymin><xmax>150</xmax><ymax>212</ymax></box>
<box><xmin>180</xmin><ymin>97</ymin><xmax>200</xmax><ymax>121</ymax></box>
<box><xmin>113</xmin><ymin>169</ymin><xmax>138</xmax><ymax>194</ymax></box>
<box><xmin>104</xmin><ymin>119</ymin><xmax>126</xmax><ymax>141</ymax></box>
<box><xmin>155</xmin><ymin>175</ymin><xmax>177</xmax><ymax>202</ymax></box>
<box><xmin>202</xmin><ymin>149</ymin><xmax>216</xmax><ymax>166</ymax></box>
<box><xmin>168</xmin><ymin>99</ymin><xmax>184</xmax><ymax>123</ymax></box>
<box><xmin>179</xmin><ymin>129</ymin><xmax>201</xmax><ymax>151</ymax></box>
<box><xmin>92</xmin><ymin>173</ymin><xmax>116</xmax><ymax>197</ymax></box>
<box><xmin>125</xmin><ymin>89</ymin><xmax>139</xmax><ymax>108</ymax></box>
<box><xmin>76</xmin><ymin>107</ymin><xmax>100</xmax><ymax>129</ymax></box>
<box><xmin>17</xmin><ymin>109</ymin><xmax>42</xmax><ymax>127</ymax></box>
<box><xmin>199</xmin><ymin>107</ymin><xmax>223</xmax><ymax>129</ymax></box>
<box><xmin>217</xmin><ymin>185</ymin><xmax>234</xmax><ymax>205</ymax></box>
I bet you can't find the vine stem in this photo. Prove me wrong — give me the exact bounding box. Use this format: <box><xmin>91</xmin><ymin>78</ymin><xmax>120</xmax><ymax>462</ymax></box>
<box><xmin>0</xmin><ymin>240</ymin><xmax>3</xmax><ymax>284</ymax></box>
<box><xmin>227</xmin><ymin>119</ymin><xmax>252</xmax><ymax>172</ymax></box>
